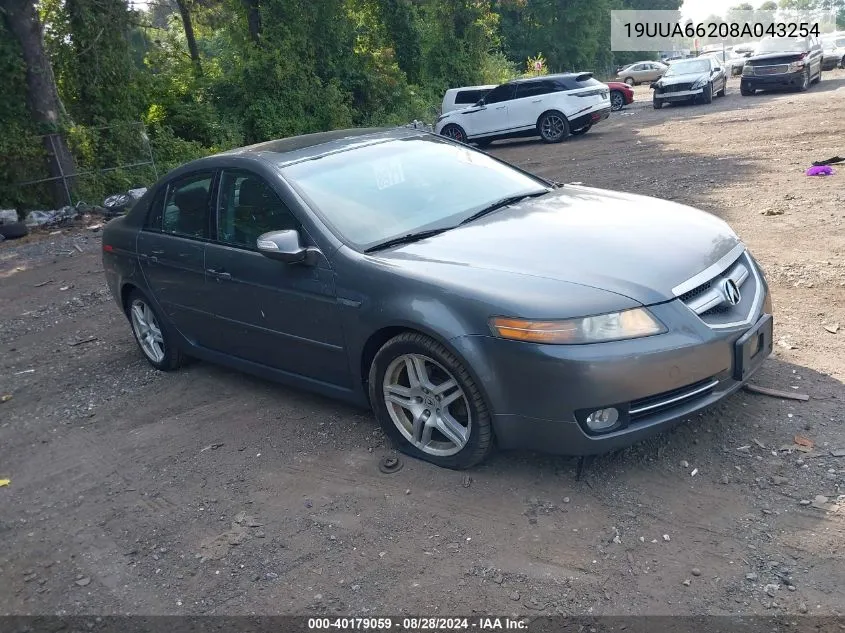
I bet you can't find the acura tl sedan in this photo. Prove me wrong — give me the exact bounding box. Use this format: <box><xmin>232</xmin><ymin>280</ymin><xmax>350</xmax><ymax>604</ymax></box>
<box><xmin>102</xmin><ymin>128</ymin><xmax>773</xmax><ymax>470</ymax></box>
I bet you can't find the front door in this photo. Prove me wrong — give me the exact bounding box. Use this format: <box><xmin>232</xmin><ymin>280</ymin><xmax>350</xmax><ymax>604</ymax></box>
<box><xmin>202</xmin><ymin>169</ymin><xmax>350</xmax><ymax>387</ymax></box>
<box><xmin>137</xmin><ymin>171</ymin><xmax>215</xmax><ymax>343</ymax></box>
<box><xmin>464</xmin><ymin>83</ymin><xmax>514</xmax><ymax>138</ymax></box>
<box><xmin>509</xmin><ymin>79</ymin><xmax>556</xmax><ymax>130</ymax></box>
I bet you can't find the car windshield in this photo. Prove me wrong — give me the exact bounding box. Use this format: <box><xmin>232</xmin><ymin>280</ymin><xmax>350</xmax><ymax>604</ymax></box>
<box><xmin>756</xmin><ymin>36</ymin><xmax>807</xmax><ymax>53</ymax></box>
<box><xmin>665</xmin><ymin>59</ymin><xmax>710</xmax><ymax>75</ymax></box>
<box><xmin>282</xmin><ymin>136</ymin><xmax>548</xmax><ymax>251</ymax></box>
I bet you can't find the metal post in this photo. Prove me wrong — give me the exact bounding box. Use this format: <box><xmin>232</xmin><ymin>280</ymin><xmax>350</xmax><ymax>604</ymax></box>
<box><xmin>49</xmin><ymin>133</ymin><xmax>73</xmax><ymax>208</ymax></box>
<box><xmin>141</xmin><ymin>123</ymin><xmax>159</xmax><ymax>180</ymax></box>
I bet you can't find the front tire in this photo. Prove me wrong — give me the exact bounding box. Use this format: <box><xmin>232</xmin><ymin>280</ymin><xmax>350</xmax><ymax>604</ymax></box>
<box><xmin>368</xmin><ymin>332</ymin><xmax>493</xmax><ymax>470</ymax></box>
<box><xmin>440</xmin><ymin>123</ymin><xmax>468</xmax><ymax>144</ymax></box>
<box><xmin>740</xmin><ymin>82</ymin><xmax>755</xmax><ymax>96</ymax></box>
<box><xmin>653</xmin><ymin>96</ymin><xmax>663</xmax><ymax>109</ymax></box>
<box><xmin>799</xmin><ymin>69</ymin><xmax>810</xmax><ymax>91</ymax></box>
<box><xmin>624</xmin><ymin>77</ymin><xmax>634</xmax><ymax>86</ymax></box>
<box><xmin>538</xmin><ymin>110</ymin><xmax>569</xmax><ymax>143</ymax></box>
<box><xmin>610</xmin><ymin>90</ymin><xmax>625</xmax><ymax>111</ymax></box>
<box><xmin>126</xmin><ymin>290</ymin><xmax>183</xmax><ymax>371</ymax></box>
<box><xmin>717</xmin><ymin>81</ymin><xmax>727</xmax><ymax>97</ymax></box>
<box><xmin>701</xmin><ymin>83</ymin><xmax>713</xmax><ymax>104</ymax></box>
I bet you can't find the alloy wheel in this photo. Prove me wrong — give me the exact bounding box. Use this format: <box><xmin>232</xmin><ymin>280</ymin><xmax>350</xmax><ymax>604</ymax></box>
<box><xmin>540</xmin><ymin>113</ymin><xmax>566</xmax><ymax>142</ymax></box>
<box><xmin>610</xmin><ymin>92</ymin><xmax>624</xmax><ymax>111</ymax></box>
<box><xmin>130</xmin><ymin>298</ymin><xmax>165</xmax><ymax>364</ymax></box>
<box><xmin>382</xmin><ymin>353</ymin><xmax>471</xmax><ymax>457</ymax></box>
<box><xmin>442</xmin><ymin>125</ymin><xmax>465</xmax><ymax>143</ymax></box>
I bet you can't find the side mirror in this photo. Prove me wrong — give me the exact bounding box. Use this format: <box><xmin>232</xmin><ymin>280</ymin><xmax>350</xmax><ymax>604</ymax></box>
<box><xmin>256</xmin><ymin>229</ymin><xmax>318</xmax><ymax>265</ymax></box>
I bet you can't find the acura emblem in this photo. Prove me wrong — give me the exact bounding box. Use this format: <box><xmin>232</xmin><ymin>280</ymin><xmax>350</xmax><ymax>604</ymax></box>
<box><xmin>722</xmin><ymin>279</ymin><xmax>741</xmax><ymax>305</ymax></box>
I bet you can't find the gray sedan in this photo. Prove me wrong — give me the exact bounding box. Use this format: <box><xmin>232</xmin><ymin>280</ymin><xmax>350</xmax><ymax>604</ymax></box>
<box><xmin>102</xmin><ymin>128</ymin><xmax>773</xmax><ymax>469</ymax></box>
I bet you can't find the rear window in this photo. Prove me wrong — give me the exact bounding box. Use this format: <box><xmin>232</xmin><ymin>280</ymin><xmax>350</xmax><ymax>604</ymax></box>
<box><xmin>551</xmin><ymin>74</ymin><xmax>603</xmax><ymax>91</ymax></box>
<box><xmin>455</xmin><ymin>89</ymin><xmax>489</xmax><ymax>105</ymax></box>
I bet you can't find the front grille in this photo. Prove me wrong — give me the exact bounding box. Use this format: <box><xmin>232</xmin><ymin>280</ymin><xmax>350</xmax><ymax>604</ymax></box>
<box><xmin>749</xmin><ymin>64</ymin><xmax>789</xmax><ymax>76</ymax></box>
<box><xmin>660</xmin><ymin>82</ymin><xmax>694</xmax><ymax>93</ymax></box>
<box><xmin>629</xmin><ymin>378</ymin><xmax>719</xmax><ymax>421</ymax></box>
<box><xmin>676</xmin><ymin>248</ymin><xmax>762</xmax><ymax>328</ymax></box>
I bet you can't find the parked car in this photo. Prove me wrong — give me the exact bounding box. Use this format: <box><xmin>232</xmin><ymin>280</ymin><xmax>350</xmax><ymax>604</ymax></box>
<box><xmin>606</xmin><ymin>81</ymin><xmax>634</xmax><ymax>111</ymax></box>
<box><xmin>435</xmin><ymin>73</ymin><xmax>611</xmax><ymax>145</ymax></box>
<box><xmin>741</xmin><ymin>35</ymin><xmax>823</xmax><ymax>95</ymax></box>
<box><xmin>616</xmin><ymin>61</ymin><xmax>668</xmax><ymax>85</ymax></box>
<box><xmin>821</xmin><ymin>34</ymin><xmax>845</xmax><ymax>70</ymax></box>
<box><xmin>652</xmin><ymin>56</ymin><xmax>728</xmax><ymax>108</ymax></box>
<box><xmin>441</xmin><ymin>85</ymin><xmax>496</xmax><ymax>115</ymax></box>
<box><xmin>732</xmin><ymin>42</ymin><xmax>758</xmax><ymax>57</ymax></box>
<box><xmin>700</xmin><ymin>49</ymin><xmax>746</xmax><ymax>76</ymax></box>
<box><xmin>103</xmin><ymin>127</ymin><xmax>774</xmax><ymax>469</ymax></box>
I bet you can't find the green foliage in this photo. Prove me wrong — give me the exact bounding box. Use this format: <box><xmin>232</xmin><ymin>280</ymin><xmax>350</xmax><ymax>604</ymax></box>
<box><xmin>4</xmin><ymin>0</ymin><xmax>688</xmax><ymax>209</ymax></box>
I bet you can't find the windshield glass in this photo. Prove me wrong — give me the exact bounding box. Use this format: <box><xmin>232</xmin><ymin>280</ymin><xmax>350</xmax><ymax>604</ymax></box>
<box><xmin>665</xmin><ymin>59</ymin><xmax>710</xmax><ymax>75</ymax></box>
<box><xmin>756</xmin><ymin>36</ymin><xmax>808</xmax><ymax>53</ymax></box>
<box><xmin>283</xmin><ymin>137</ymin><xmax>547</xmax><ymax>251</ymax></box>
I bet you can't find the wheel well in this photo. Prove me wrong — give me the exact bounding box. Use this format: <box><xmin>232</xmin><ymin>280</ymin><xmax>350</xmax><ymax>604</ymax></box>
<box><xmin>120</xmin><ymin>283</ymin><xmax>138</xmax><ymax>315</ymax></box>
<box><xmin>360</xmin><ymin>326</ymin><xmax>413</xmax><ymax>393</ymax></box>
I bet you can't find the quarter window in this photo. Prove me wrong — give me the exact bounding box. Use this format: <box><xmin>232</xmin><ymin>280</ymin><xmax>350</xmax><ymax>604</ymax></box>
<box><xmin>160</xmin><ymin>172</ymin><xmax>213</xmax><ymax>238</ymax></box>
<box><xmin>216</xmin><ymin>170</ymin><xmax>300</xmax><ymax>249</ymax></box>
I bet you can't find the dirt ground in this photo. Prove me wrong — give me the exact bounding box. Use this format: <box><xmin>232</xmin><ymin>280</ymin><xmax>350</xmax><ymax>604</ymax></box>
<box><xmin>2</xmin><ymin>72</ymin><xmax>844</xmax><ymax>618</ymax></box>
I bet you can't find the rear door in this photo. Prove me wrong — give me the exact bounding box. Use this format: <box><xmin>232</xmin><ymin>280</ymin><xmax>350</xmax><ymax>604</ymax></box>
<box><xmin>508</xmin><ymin>80</ymin><xmax>557</xmax><ymax>130</ymax></box>
<box><xmin>137</xmin><ymin>171</ymin><xmax>215</xmax><ymax>343</ymax></box>
<box><xmin>201</xmin><ymin>169</ymin><xmax>350</xmax><ymax>386</ymax></box>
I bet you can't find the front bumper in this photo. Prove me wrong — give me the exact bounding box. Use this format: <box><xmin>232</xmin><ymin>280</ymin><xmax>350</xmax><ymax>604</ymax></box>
<box><xmin>741</xmin><ymin>70</ymin><xmax>804</xmax><ymax>89</ymax></box>
<box><xmin>654</xmin><ymin>87</ymin><xmax>704</xmax><ymax>102</ymax></box>
<box><xmin>451</xmin><ymin>292</ymin><xmax>772</xmax><ymax>456</ymax></box>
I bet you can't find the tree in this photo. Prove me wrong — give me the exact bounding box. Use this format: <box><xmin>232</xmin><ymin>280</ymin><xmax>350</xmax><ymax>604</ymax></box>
<box><xmin>174</xmin><ymin>0</ymin><xmax>202</xmax><ymax>74</ymax></box>
<box><xmin>1</xmin><ymin>0</ymin><xmax>76</xmax><ymax>206</ymax></box>
<box><xmin>758</xmin><ymin>0</ymin><xmax>777</xmax><ymax>8</ymax></box>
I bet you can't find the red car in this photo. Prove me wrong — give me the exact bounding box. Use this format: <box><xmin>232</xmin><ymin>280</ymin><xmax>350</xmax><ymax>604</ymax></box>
<box><xmin>606</xmin><ymin>81</ymin><xmax>634</xmax><ymax>111</ymax></box>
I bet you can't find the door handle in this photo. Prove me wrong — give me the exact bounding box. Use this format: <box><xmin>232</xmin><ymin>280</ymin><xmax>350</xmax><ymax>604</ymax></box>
<box><xmin>207</xmin><ymin>268</ymin><xmax>231</xmax><ymax>280</ymax></box>
<box><xmin>495</xmin><ymin>106</ymin><xmax>506</xmax><ymax>110</ymax></box>
<box><xmin>150</xmin><ymin>255</ymin><xmax>158</xmax><ymax>264</ymax></box>
<box><xmin>531</xmin><ymin>99</ymin><xmax>542</xmax><ymax>103</ymax></box>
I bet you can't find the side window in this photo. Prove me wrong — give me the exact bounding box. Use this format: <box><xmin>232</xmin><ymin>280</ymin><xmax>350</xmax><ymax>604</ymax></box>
<box><xmin>161</xmin><ymin>172</ymin><xmax>213</xmax><ymax>238</ymax></box>
<box><xmin>145</xmin><ymin>189</ymin><xmax>166</xmax><ymax>230</ymax></box>
<box><xmin>515</xmin><ymin>81</ymin><xmax>554</xmax><ymax>99</ymax></box>
<box><xmin>456</xmin><ymin>89</ymin><xmax>485</xmax><ymax>104</ymax></box>
<box><xmin>631</xmin><ymin>64</ymin><xmax>644</xmax><ymax>71</ymax></box>
<box><xmin>484</xmin><ymin>83</ymin><xmax>516</xmax><ymax>104</ymax></box>
<box><xmin>216</xmin><ymin>170</ymin><xmax>300</xmax><ymax>249</ymax></box>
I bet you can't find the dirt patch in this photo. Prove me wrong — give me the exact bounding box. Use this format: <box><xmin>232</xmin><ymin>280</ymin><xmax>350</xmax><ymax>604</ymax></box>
<box><xmin>1</xmin><ymin>72</ymin><xmax>844</xmax><ymax>616</ymax></box>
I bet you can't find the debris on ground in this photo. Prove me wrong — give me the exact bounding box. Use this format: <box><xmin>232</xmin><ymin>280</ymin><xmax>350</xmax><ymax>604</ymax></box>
<box><xmin>0</xmin><ymin>479</ymin><xmax>10</xmax><ymax>487</ymax></box>
<box><xmin>462</xmin><ymin>475</ymin><xmax>473</xmax><ymax>488</ymax></box>
<box><xmin>378</xmin><ymin>455</ymin><xmax>403</xmax><ymax>474</ymax></box>
<box><xmin>69</xmin><ymin>336</ymin><xmax>98</xmax><ymax>347</ymax></box>
<box><xmin>25</xmin><ymin>206</ymin><xmax>79</xmax><ymax>228</ymax></box>
<box><xmin>831</xmin><ymin>448</ymin><xmax>845</xmax><ymax>457</ymax></box>
<box><xmin>1</xmin><ymin>395</ymin><xmax>11</xmax><ymax>403</ymax></box>
<box><xmin>823</xmin><ymin>323</ymin><xmax>840</xmax><ymax>334</ymax></box>
<box><xmin>794</xmin><ymin>435</ymin><xmax>814</xmax><ymax>449</ymax></box>
<box><xmin>805</xmin><ymin>165</ymin><xmax>835</xmax><ymax>176</ymax></box>
<box><xmin>744</xmin><ymin>383</ymin><xmax>809</xmax><ymax>401</ymax></box>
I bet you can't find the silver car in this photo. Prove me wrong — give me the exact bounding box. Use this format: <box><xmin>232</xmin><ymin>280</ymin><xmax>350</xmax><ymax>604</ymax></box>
<box><xmin>617</xmin><ymin>61</ymin><xmax>668</xmax><ymax>85</ymax></box>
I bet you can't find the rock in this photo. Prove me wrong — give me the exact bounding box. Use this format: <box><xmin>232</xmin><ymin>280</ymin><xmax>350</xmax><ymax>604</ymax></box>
<box><xmin>304</xmin><ymin>498</ymin><xmax>313</xmax><ymax>508</ymax></box>
<box><xmin>75</xmin><ymin>577</ymin><xmax>91</xmax><ymax>587</ymax></box>
<box><xmin>765</xmin><ymin>584</ymin><xmax>778</xmax><ymax>597</ymax></box>
<box><xmin>720</xmin><ymin>475</ymin><xmax>730</xmax><ymax>484</ymax></box>
<box><xmin>612</xmin><ymin>535</ymin><xmax>621</xmax><ymax>544</ymax></box>
<box><xmin>682</xmin><ymin>579</ymin><xmax>691</xmax><ymax>586</ymax></box>
<box><xmin>799</xmin><ymin>500</ymin><xmax>811</xmax><ymax>506</ymax></box>
<box><xmin>493</xmin><ymin>574</ymin><xmax>504</xmax><ymax>584</ymax></box>
<box><xmin>462</xmin><ymin>475</ymin><xmax>473</xmax><ymax>488</ymax></box>
<box><xmin>563</xmin><ymin>497</ymin><xmax>571</xmax><ymax>503</ymax></box>
<box><xmin>405</xmin><ymin>489</ymin><xmax>411</xmax><ymax>495</ymax></box>
<box><xmin>691</xmin><ymin>568</ymin><xmax>701</xmax><ymax>577</ymax></box>
<box><xmin>823</xmin><ymin>324</ymin><xmax>840</xmax><ymax>334</ymax></box>
<box><xmin>662</xmin><ymin>534</ymin><xmax>671</xmax><ymax>542</ymax></box>
<box><xmin>746</xmin><ymin>572</ymin><xmax>758</xmax><ymax>581</ymax></box>
<box><xmin>799</xmin><ymin>603</ymin><xmax>808</xmax><ymax>613</ymax></box>
<box><xmin>772</xmin><ymin>476</ymin><xmax>788</xmax><ymax>485</ymax></box>
<box><xmin>510</xmin><ymin>591</ymin><xmax>521</xmax><ymax>601</ymax></box>
<box><xmin>811</xmin><ymin>495</ymin><xmax>829</xmax><ymax>509</ymax></box>
<box><xmin>788</xmin><ymin>585</ymin><xmax>796</xmax><ymax>592</ymax></box>
<box><xmin>680</xmin><ymin>460</ymin><xmax>689</xmax><ymax>468</ymax></box>
<box><xmin>831</xmin><ymin>448</ymin><xmax>845</xmax><ymax>457</ymax></box>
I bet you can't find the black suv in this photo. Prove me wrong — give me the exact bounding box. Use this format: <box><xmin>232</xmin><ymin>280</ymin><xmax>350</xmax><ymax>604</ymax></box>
<box><xmin>740</xmin><ymin>35</ymin><xmax>823</xmax><ymax>95</ymax></box>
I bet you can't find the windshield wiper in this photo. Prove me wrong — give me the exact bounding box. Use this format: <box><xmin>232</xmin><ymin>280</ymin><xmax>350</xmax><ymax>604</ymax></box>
<box><xmin>459</xmin><ymin>191</ymin><xmax>550</xmax><ymax>226</ymax></box>
<box><xmin>364</xmin><ymin>228</ymin><xmax>452</xmax><ymax>253</ymax></box>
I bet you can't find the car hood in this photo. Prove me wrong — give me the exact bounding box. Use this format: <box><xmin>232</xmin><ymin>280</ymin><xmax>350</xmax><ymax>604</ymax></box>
<box><xmin>747</xmin><ymin>51</ymin><xmax>806</xmax><ymax>63</ymax></box>
<box><xmin>657</xmin><ymin>71</ymin><xmax>708</xmax><ymax>85</ymax></box>
<box><xmin>370</xmin><ymin>185</ymin><xmax>741</xmax><ymax>306</ymax></box>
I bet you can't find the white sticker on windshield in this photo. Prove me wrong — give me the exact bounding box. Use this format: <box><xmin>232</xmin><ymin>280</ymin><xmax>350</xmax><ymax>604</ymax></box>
<box><xmin>373</xmin><ymin>158</ymin><xmax>405</xmax><ymax>190</ymax></box>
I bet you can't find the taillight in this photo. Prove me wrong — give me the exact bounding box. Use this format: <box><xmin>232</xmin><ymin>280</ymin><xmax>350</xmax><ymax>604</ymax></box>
<box><xmin>103</xmin><ymin>244</ymin><xmax>114</xmax><ymax>253</ymax></box>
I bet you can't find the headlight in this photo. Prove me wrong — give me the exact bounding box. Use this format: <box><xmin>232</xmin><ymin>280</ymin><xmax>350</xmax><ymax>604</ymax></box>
<box><xmin>788</xmin><ymin>61</ymin><xmax>805</xmax><ymax>72</ymax></box>
<box><xmin>691</xmin><ymin>76</ymin><xmax>708</xmax><ymax>89</ymax></box>
<box><xmin>742</xmin><ymin>65</ymin><xmax>753</xmax><ymax>76</ymax></box>
<box><xmin>489</xmin><ymin>308</ymin><xmax>666</xmax><ymax>345</ymax></box>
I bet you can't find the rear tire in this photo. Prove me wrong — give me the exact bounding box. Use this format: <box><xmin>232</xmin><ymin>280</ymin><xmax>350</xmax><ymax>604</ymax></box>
<box><xmin>798</xmin><ymin>69</ymin><xmax>810</xmax><ymax>91</ymax></box>
<box><xmin>125</xmin><ymin>289</ymin><xmax>184</xmax><ymax>371</ymax></box>
<box><xmin>368</xmin><ymin>332</ymin><xmax>493</xmax><ymax>470</ymax></box>
<box><xmin>624</xmin><ymin>77</ymin><xmax>634</xmax><ymax>86</ymax></box>
<box><xmin>717</xmin><ymin>81</ymin><xmax>727</xmax><ymax>97</ymax></box>
<box><xmin>610</xmin><ymin>90</ymin><xmax>625</xmax><ymax>111</ymax></box>
<box><xmin>537</xmin><ymin>110</ymin><xmax>569</xmax><ymax>143</ymax></box>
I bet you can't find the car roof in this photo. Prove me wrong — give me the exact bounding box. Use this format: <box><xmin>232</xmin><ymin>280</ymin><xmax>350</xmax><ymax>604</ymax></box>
<box><xmin>204</xmin><ymin>127</ymin><xmax>426</xmax><ymax>169</ymax></box>
<box><xmin>508</xmin><ymin>72</ymin><xmax>596</xmax><ymax>85</ymax></box>
<box><xmin>446</xmin><ymin>85</ymin><xmax>496</xmax><ymax>93</ymax></box>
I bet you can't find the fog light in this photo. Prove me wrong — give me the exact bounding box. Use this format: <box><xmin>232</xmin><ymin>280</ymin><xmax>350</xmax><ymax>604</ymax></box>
<box><xmin>585</xmin><ymin>407</ymin><xmax>619</xmax><ymax>431</ymax></box>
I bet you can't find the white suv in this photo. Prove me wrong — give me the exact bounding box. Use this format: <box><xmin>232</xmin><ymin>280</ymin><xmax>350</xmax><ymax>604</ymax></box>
<box><xmin>434</xmin><ymin>73</ymin><xmax>611</xmax><ymax>146</ymax></box>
